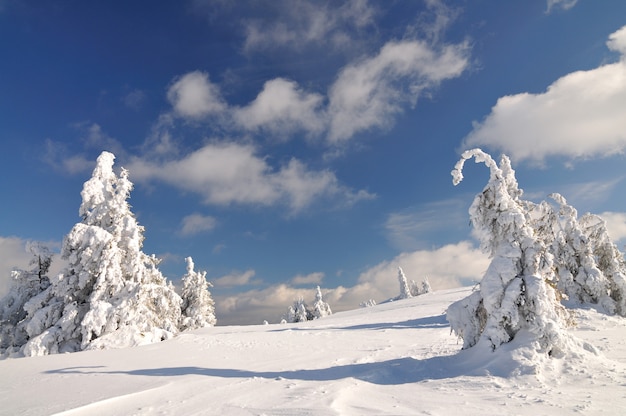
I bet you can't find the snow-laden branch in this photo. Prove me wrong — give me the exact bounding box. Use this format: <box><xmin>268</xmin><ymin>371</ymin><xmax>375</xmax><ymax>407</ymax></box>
<box><xmin>451</xmin><ymin>148</ymin><xmax>499</xmax><ymax>186</ymax></box>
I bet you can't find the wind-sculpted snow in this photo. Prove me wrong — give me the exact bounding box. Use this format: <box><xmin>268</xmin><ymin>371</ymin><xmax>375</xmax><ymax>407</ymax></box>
<box><xmin>0</xmin><ymin>288</ymin><xmax>624</xmax><ymax>415</ymax></box>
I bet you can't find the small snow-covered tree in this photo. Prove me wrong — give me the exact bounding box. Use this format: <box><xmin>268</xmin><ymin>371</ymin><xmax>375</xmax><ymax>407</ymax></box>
<box><xmin>409</xmin><ymin>277</ymin><xmax>432</xmax><ymax>297</ymax></box>
<box><xmin>579</xmin><ymin>212</ymin><xmax>626</xmax><ymax>315</ymax></box>
<box><xmin>312</xmin><ymin>286</ymin><xmax>332</xmax><ymax>318</ymax></box>
<box><xmin>287</xmin><ymin>297</ymin><xmax>311</xmax><ymax>323</ymax></box>
<box><xmin>0</xmin><ymin>242</ymin><xmax>52</xmax><ymax>355</ymax></box>
<box><xmin>360</xmin><ymin>299</ymin><xmax>377</xmax><ymax>308</ymax></box>
<box><xmin>180</xmin><ymin>257</ymin><xmax>216</xmax><ymax>330</ymax></box>
<box><xmin>397</xmin><ymin>267</ymin><xmax>413</xmax><ymax>299</ymax></box>
<box><xmin>548</xmin><ymin>194</ymin><xmax>615</xmax><ymax>311</ymax></box>
<box><xmin>447</xmin><ymin>149</ymin><xmax>569</xmax><ymax>353</ymax></box>
<box><xmin>19</xmin><ymin>151</ymin><xmax>182</xmax><ymax>356</ymax></box>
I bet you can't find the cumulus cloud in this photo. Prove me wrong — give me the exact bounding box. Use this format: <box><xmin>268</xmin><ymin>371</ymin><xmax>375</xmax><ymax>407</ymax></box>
<box><xmin>128</xmin><ymin>142</ymin><xmax>373</xmax><ymax>213</ymax></box>
<box><xmin>213</xmin><ymin>269</ymin><xmax>258</xmax><ymax>288</ymax></box>
<box><xmin>179</xmin><ymin>213</ymin><xmax>217</xmax><ymax>236</ymax></box>
<box><xmin>607</xmin><ymin>25</ymin><xmax>626</xmax><ymax>55</ymax></box>
<box><xmin>167</xmin><ymin>71</ymin><xmax>227</xmax><ymax>119</ymax></box>
<box><xmin>463</xmin><ymin>25</ymin><xmax>626</xmax><ymax>163</ymax></box>
<box><xmin>327</xmin><ymin>39</ymin><xmax>470</xmax><ymax>143</ymax></box>
<box><xmin>233</xmin><ymin>78</ymin><xmax>325</xmax><ymax>138</ymax></box>
<box><xmin>356</xmin><ymin>241</ymin><xmax>489</xmax><ymax>298</ymax></box>
<box><xmin>167</xmin><ymin>35</ymin><xmax>468</xmax><ymax>146</ymax></box>
<box><xmin>290</xmin><ymin>272</ymin><xmax>324</xmax><ymax>286</ymax></box>
<box><xmin>599</xmin><ymin>212</ymin><xmax>626</xmax><ymax>242</ymax></box>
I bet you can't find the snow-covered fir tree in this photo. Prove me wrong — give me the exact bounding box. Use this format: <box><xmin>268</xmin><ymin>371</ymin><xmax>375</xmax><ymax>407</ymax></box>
<box><xmin>312</xmin><ymin>286</ymin><xmax>332</xmax><ymax>319</ymax></box>
<box><xmin>548</xmin><ymin>193</ymin><xmax>617</xmax><ymax>312</ymax></box>
<box><xmin>360</xmin><ymin>299</ymin><xmax>377</xmax><ymax>308</ymax></box>
<box><xmin>18</xmin><ymin>151</ymin><xmax>182</xmax><ymax>356</ymax></box>
<box><xmin>0</xmin><ymin>242</ymin><xmax>52</xmax><ymax>356</ymax></box>
<box><xmin>578</xmin><ymin>211</ymin><xmax>626</xmax><ymax>315</ymax></box>
<box><xmin>409</xmin><ymin>277</ymin><xmax>431</xmax><ymax>297</ymax></box>
<box><xmin>397</xmin><ymin>267</ymin><xmax>413</xmax><ymax>299</ymax></box>
<box><xmin>180</xmin><ymin>257</ymin><xmax>216</xmax><ymax>330</ymax></box>
<box><xmin>447</xmin><ymin>149</ymin><xmax>569</xmax><ymax>354</ymax></box>
<box><xmin>287</xmin><ymin>297</ymin><xmax>312</xmax><ymax>323</ymax></box>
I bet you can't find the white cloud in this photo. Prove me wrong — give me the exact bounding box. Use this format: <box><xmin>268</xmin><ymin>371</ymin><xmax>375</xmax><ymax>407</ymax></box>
<box><xmin>356</xmin><ymin>241</ymin><xmax>489</xmax><ymax>300</ymax></box>
<box><xmin>558</xmin><ymin>177</ymin><xmax>624</xmax><ymax>207</ymax></box>
<box><xmin>599</xmin><ymin>212</ymin><xmax>626</xmax><ymax>242</ymax></box>
<box><xmin>213</xmin><ymin>269</ymin><xmax>258</xmax><ymax>288</ymax></box>
<box><xmin>327</xmin><ymin>39</ymin><xmax>469</xmax><ymax>143</ymax></box>
<box><xmin>608</xmin><ymin>25</ymin><xmax>626</xmax><ymax>55</ymax></box>
<box><xmin>171</xmin><ymin>2</ymin><xmax>469</xmax><ymax>147</ymax></box>
<box><xmin>463</xmin><ymin>25</ymin><xmax>626</xmax><ymax>163</ymax></box>
<box><xmin>216</xmin><ymin>284</ymin><xmax>308</xmax><ymax>325</ymax></box>
<box><xmin>167</xmin><ymin>20</ymin><xmax>468</xmax><ymax>145</ymax></box>
<box><xmin>242</xmin><ymin>0</ymin><xmax>376</xmax><ymax>53</ymax></box>
<box><xmin>546</xmin><ymin>0</ymin><xmax>578</xmax><ymax>13</ymax></box>
<box><xmin>290</xmin><ymin>272</ymin><xmax>324</xmax><ymax>286</ymax></box>
<box><xmin>44</xmin><ymin>123</ymin><xmax>126</xmax><ymax>175</ymax></box>
<box><xmin>410</xmin><ymin>0</ymin><xmax>461</xmax><ymax>44</ymax></box>
<box><xmin>167</xmin><ymin>71</ymin><xmax>227</xmax><ymax>119</ymax></box>
<box><xmin>233</xmin><ymin>78</ymin><xmax>325</xmax><ymax>138</ymax></box>
<box><xmin>122</xmin><ymin>88</ymin><xmax>146</xmax><ymax>110</ymax></box>
<box><xmin>179</xmin><ymin>213</ymin><xmax>217</xmax><ymax>236</ymax></box>
<box><xmin>82</xmin><ymin>123</ymin><xmax>127</xmax><ymax>158</ymax></box>
<box><xmin>128</xmin><ymin>142</ymin><xmax>373</xmax><ymax>213</ymax></box>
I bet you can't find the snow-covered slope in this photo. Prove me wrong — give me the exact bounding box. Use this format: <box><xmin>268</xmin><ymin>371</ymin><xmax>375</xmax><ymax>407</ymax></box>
<box><xmin>1</xmin><ymin>287</ymin><xmax>625</xmax><ymax>415</ymax></box>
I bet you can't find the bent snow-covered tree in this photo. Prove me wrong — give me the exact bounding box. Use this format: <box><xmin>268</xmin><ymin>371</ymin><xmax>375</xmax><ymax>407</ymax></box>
<box><xmin>446</xmin><ymin>149</ymin><xmax>569</xmax><ymax>354</ymax></box>
<box><xmin>180</xmin><ymin>257</ymin><xmax>216</xmax><ymax>330</ymax></box>
<box><xmin>19</xmin><ymin>151</ymin><xmax>182</xmax><ymax>356</ymax></box>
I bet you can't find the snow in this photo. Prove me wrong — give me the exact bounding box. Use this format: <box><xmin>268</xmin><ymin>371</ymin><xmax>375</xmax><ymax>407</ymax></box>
<box><xmin>1</xmin><ymin>287</ymin><xmax>625</xmax><ymax>415</ymax></box>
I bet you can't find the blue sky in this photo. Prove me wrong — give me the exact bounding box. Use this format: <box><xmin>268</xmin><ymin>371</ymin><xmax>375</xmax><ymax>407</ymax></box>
<box><xmin>2</xmin><ymin>0</ymin><xmax>626</xmax><ymax>325</ymax></box>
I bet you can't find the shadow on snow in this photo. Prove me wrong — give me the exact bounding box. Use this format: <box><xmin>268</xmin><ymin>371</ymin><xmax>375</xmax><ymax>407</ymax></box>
<box><xmin>268</xmin><ymin>314</ymin><xmax>449</xmax><ymax>333</ymax></box>
<box><xmin>45</xmin><ymin>353</ymin><xmax>478</xmax><ymax>386</ymax></box>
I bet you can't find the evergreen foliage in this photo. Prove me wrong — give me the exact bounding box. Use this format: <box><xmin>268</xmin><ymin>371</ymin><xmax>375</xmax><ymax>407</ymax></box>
<box><xmin>447</xmin><ymin>149</ymin><xmax>569</xmax><ymax>353</ymax></box>
<box><xmin>287</xmin><ymin>297</ymin><xmax>313</xmax><ymax>323</ymax></box>
<box><xmin>312</xmin><ymin>286</ymin><xmax>332</xmax><ymax>318</ymax></box>
<box><xmin>397</xmin><ymin>267</ymin><xmax>413</xmax><ymax>299</ymax></box>
<box><xmin>7</xmin><ymin>151</ymin><xmax>183</xmax><ymax>356</ymax></box>
<box><xmin>180</xmin><ymin>257</ymin><xmax>216</xmax><ymax>330</ymax></box>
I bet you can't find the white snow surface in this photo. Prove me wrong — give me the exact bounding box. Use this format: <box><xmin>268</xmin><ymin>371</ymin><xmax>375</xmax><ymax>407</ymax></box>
<box><xmin>1</xmin><ymin>287</ymin><xmax>626</xmax><ymax>415</ymax></box>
